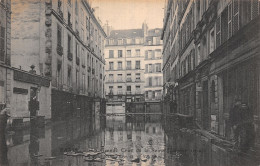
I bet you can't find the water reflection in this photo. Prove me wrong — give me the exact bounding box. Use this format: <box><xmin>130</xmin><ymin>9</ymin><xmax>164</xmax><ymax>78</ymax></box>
<box><xmin>2</xmin><ymin>112</ymin><xmax>260</xmax><ymax>166</ymax></box>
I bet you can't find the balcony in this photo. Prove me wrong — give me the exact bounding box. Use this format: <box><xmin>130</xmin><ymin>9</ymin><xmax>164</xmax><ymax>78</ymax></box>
<box><xmin>136</xmin><ymin>90</ymin><xmax>142</xmax><ymax>94</ymax></box>
<box><xmin>135</xmin><ymin>79</ymin><xmax>141</xmax><ymax>82</ymax></box>
<box><xmin>68</xmin><ymin>22</ymin><xmax>72</xmax><ymax>28</ymax></box>
<box><xmin>117</xmin><ymin>91</ymin><xmax>124</xmax><ymax>95</ymax></box>
<box><xmin>57</xmin><ymin>44</ymin><xmax>63</xmax><ymax>56</ymax></box>
<box><xmin>67</xmin><ymin>52</ymin><xmax>73</xmax><ymax>61</ymax></box>
<box><xmin>117</xmin><ymin>79</ymin><xmax>123</xmax><ymax>82</ymax></box>
<box><xmin>126</xmin><ymin>91</ymin><xmax>131</xmax><ymax>95</ymax></box>
<box><xmin>107</xmin><ymin>80</ymin><xmax>114</xmax><ymax>83</ymax></box>
<box><xmin>126</xmin><ymin>66</ymin><xmax>132</xmax><ymax>70</ymax></box>
<box><xmin>58</xmin><ymin>9</ymin><xmax>63</xmax><ymax>18</ymax></box>
<box><xmin>76</xmin><ymin>30</ymin><xmax>79</xmax><ymax>37</ymax></box>
<box><xmin>126</xmin><ymin>78</ymin><xmax>132</xmax><ymax>82</ymax></box>
<box><xmin>76</xmin><ymin>56</ymin><xmax>80</xmax><ymax>65</ymax></box>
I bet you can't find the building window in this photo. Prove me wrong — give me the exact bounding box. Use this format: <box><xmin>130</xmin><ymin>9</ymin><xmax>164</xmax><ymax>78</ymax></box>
<box><xmin>57</xmin><ymin>62</ymin><xmax>62</xmax><ymax>87</ymax></box>
<box><xmin>155</xmin><ymin>49</ymin><xmax>161</xmax><ymax>59</ymax></box>
<box><xmin>156</xmin><ymin>37</ymin><xmax>160</xmax><ymax>45</ymax></box>
<box><xmin>109</xmin><ymin>74</ymin><xmax>113</xmax><ymax>82</ymax></box>
<box><xmin>68</xmin><ymin>35</ymin><xmax>72</xmax><ymax>54</ymax></box>
<box><xmin>135</xmin><ymin>49</ymin><xmax>140</xmax><ymax>57</ymax></box>
<box><xmin>57</xmin><ymin>25</ymin><xmax>62</xmax><ymax>47</ymax></box>
<box><xmin>148</xmin><ymin>50</ymin><xmax>153</xmax><ymax>59</ymax></box>
<box><xmin>109</xmin><ymin>39</ymin><xmax>114</xmax><ymax>45</ymax></box>
<box><xmin>117</xmin><ymin>74</ymin><xmax>123</xmax><ymax>82</ymax></box>
<box><xmin>135</xmin><ymin>73</ymin><xmax>141</xmax><ymax>82</ymax></box>
<box><xmin>148</xmin><ymin>64</ymin><xmax>153</xmax><ymax>73</ymax></box>
<box><xmin>118</xmin><ymin>86</ymin><xmax>123</xmax><ymax>94</ymax></box>
<box><xmin>67</xmin><ymin>66</ymin><xmax>72</xmax><ymax>87</ymax></box>
<box><xmin>109</xmin><ymin>86</ymin><xmax>113</xmax><ymax>94</ymax></box>
<box><xmin>117</xmin><ymin>61</ymin><xmax>122</xmax><ymax>70</ymax></box>
<box><xmin>118</xmin><ymin>39</ymin><xmax>123</xmax><ymax>45</ymax></box>
<box><xmin>68</xmin><ymin>12</ymin><xmax>72</xmax><ymax>26</ymax></box>
<box><xmin>109</xmin><ymin>62</ymin><xmax>114</xmax><ymax>70</ymax></box>
<box><xmin>76</xmin><ymin>70</ymin><xmax>79</xmax><ymax>92</ymax></box>
<box><xmin>109</xmin><ymin>50</ymin><xmax>114</xmax><ymax>58</ymax></box>
<box><xmin>0</xmin><ymin>26</ymin><xmax>5</xmax><ymax>62</ymax></box>
<box><xmin>118</xmin><ymin>50</ymin><xmax>123</xmax><ymax>58</ymax></box>
<box><xmin>82</xmin><ymin>48</ymin><xmax>85</xmax><ymax>66</ymax></box>
<box><xmin>148</xmin><ymin>77</ymin><xmax>152</xmax><ymax>86</ymax></box>
<box><xmin>126</xmin><ymin>38</ymin><xmax>131</xmax><ymax>44</ymax></box>
<box><xmin>136</xmin><ymin>86</ymin><xmax>141</xmax><ymax>94</ymax></box>
<box><xmin>155</xmin><ymin>63</ymin><xmax>161</xmax><ymax>72</ymax></box>
<box><xmin>82</xmin><ymin>74</ymin><xmax>86</xmax><ymax>93</ymax></box>
<box><xmin>126</xmin><ymin>50</ymin><xmax>131</xmax><ymax>57</ymax></box>
<box><xmin>126</xmin><ymin>73</ymin><xmax>131</xmax><ymax>82</ymax></box>
<box><xmin>127</xmin><ymin>86</ymin><xmax>131</xmax><ymax>92</ymax></box>
<box><xmin>154</xmin><ymin>76</ymin><xmax>161</xmax><ymax>86</ymax></box>
<box><xmin>197</xmin><ymin>44</ymin><xmax>201</xmax><ymax>64</ymax></box>
<box><xmin>135</xmin><ymin>61</ymin><xmax>140</xmax><ymax>69</ymax></box>
<box><xmin>135</xmin><ymin>38</ymin><xmax>140</xmax><ymax>44</ymax></box>
<box><xmin>126</xmin><ymin>61</ymin><xmax>131</xmax><ymax>69</ymax></box>
<box><xmin>209</xmin><ymin>28</ymin><xmax>215</xmax><ymax>53</ymax></box>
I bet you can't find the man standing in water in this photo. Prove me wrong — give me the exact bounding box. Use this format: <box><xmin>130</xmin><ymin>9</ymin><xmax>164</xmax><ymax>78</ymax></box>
<box><xmin>0</xmin><ymin>103</ymin><xmax>9</xmax><ymax>165</ymax></box>
<box><xmin>229</xmin><ymin>97</ymin><xmax>255</xmax><ymax>151</ymax></box>
<box><xmin>229</xmin><ymin>97</ymin><xmax>242</xmax><ymax>145</ymax></box>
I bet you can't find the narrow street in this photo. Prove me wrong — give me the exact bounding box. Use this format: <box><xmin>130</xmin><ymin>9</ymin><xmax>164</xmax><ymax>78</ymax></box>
<box><xmin>3</xmin><ymin>106</ymin><xmax>260</xmax><ymax>166</ymax></box>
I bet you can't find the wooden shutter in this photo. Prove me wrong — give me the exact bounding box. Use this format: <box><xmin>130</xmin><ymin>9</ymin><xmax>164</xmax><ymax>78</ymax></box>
<box><xmin>145</xmin><ymin>50</ymin><xmax>148</xmax><ymax>59</ymax></box>
<box><xmin>221</xmin><ymin>8</ymin><xmax>228</xmax><ymax>43</ymax></box>
<box><xmin>152</xmin><ymin>51</ymin><xmax>155</xmax><ymax>59</ymax></box>
<box><xmin>216</xmin><ymin>17</ymin><xmax>221</xmax><ymax>48</ymax></box>
<box><xmin>0</xmin><ymin>27</ymin><xmax>5</xmax><ymax>62</ymax></box>
<box><xmin>252</xmin><ymin>0</ymin><xmax>258</xmax><ymax>19</ymax></box>
<box><xmin>228</xmin><ymin>2</ymin><xmax>232</xmax><ymax>39</ymax></box>
<box><xmin>233</xmin><ymin>0</ymin><xmax>239</xmax><ymax>34</ymax></box>
<box><xmin>145</xmin><ymin>64</ymin><xmax>148</xmax><ymax>73</ymax></box>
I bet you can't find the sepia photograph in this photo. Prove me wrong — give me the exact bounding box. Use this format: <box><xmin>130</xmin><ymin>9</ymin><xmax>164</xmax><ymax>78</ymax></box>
<box><xmin>0</xmin><ymin>0</ymin><xmax>260</xmax><ymax>165</ymax></box>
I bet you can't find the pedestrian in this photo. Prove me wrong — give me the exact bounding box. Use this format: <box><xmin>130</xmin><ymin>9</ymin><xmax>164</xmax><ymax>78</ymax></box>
<box><xmin>240</xmin><ymin>103</ymin><xmax>255</xmax><ymax>151</ymax></box>
<box><xmin>229</xmin><ymin>97</ymin><xmax>242</xmax><ymax>144</ymax></box>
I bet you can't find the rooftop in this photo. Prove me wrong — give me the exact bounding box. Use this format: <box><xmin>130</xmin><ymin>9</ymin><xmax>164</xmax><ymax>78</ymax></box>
<box><xmin>108</xmin><ymin>29</ymin><xmax>144</xmax><ymax>39</ymax></box>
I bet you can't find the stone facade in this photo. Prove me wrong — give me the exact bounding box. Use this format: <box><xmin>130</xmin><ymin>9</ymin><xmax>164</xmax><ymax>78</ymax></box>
<box><xmin>104</xmin><ymin>23</ymin><xmax>163</xmax><ymax>108</ymax></box>
<box><xmin>11</xmin><ymin>0</ymin><xmax>106</xmax><ymax>119</ymax></box>
<box><xmin>162</xmin><ymin>0</ymin><xmax>260</xmax><ymax>142</ymax></box>
<box><xmin>0</xmin><ymin>0</ymin><xmax>11</xmax><ymax>108</ymax></box>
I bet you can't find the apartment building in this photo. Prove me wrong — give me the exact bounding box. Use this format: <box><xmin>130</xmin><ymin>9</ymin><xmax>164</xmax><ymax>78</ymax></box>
<box><xmin>162</xmin><ymin>0</ymin><xmax>260</xmax><ymax>142</ymax></box>
<box><xmin>144</xmin><ymin>29</ymin><xmax>163</xmax><ymax>102</ymax></box>
<box><xmin>0</xmin><ymin>0</ymin><xmax>11</xmax><ymax>107</ymax></box>
<box><xmin>11</xmin><ymin>0</ymin><xmax>106</xmax><ymax>120</ymax></box>
<box><xmin>104</xmin><ymin>23</ymin><xmax>163</xmax><ymax>113</ymax></box>
<box><xmin>105</xmin><ymin>27</ymin><xmax>146</xmax><ymax>106</ymax></box>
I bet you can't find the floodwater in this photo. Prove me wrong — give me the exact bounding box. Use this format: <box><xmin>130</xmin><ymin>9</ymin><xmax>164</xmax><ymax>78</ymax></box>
<box><xmin>1</xmin><ymin>112</ymin><xmax>260</xmax><ymax>166</ymax></box>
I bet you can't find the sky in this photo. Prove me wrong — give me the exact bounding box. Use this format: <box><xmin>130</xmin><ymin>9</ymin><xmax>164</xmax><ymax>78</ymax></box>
<box><xmin>92</xmin><ymin>0</ymin><xmax>165</xmax><ymax>30</ymax></box>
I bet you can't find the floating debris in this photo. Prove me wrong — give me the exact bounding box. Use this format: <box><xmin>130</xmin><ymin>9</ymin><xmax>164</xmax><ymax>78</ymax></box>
<box><xmin>83</xmin><ymin>151</ymin><xmax>102</xmax><ymax>157</ymax></box>
<box><xmin>131</xmin><ymin>158</ymin><xmax>140</xmax><ymax>163</ymax></box>
<box><xmin>33</xmin><ymin>154</ymin><xmax>43</xmax><ymax>157</ymax></box>
<box><xmin>85</xmin><ymin>158</ymin><xmax>103</xmax><ymax>162</ymax></box>
<box><xmin>45</xmin><ymin>156</ymin><xmax>56</xmax><ymax>160</ymax></box>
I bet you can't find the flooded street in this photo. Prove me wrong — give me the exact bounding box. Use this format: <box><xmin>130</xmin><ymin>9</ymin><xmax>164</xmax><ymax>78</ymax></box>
<box><xmin>3</xmin><ymin>113</ymin><xmax>260</xmax><ymax>166</ymax></box>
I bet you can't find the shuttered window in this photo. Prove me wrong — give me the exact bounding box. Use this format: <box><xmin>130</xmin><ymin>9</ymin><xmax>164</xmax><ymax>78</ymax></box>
<box><xmin>228</xmin><ymin>2</ymin><xmax>232</xmax><ymax>39</ymax></box>
<box><xmin>0</xmin><ymin>26</ymin><xmax>5</xmax><ymax>62</ymax></box>
<box><xmin>221</xmin><ymin>8</ymin><xmax>228</xmax><ymax>43</ymax></box>
<box><xmin>233</xmin><ymin>0</ymin><xmax>239</xmax><ymax>34</ymax></box>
